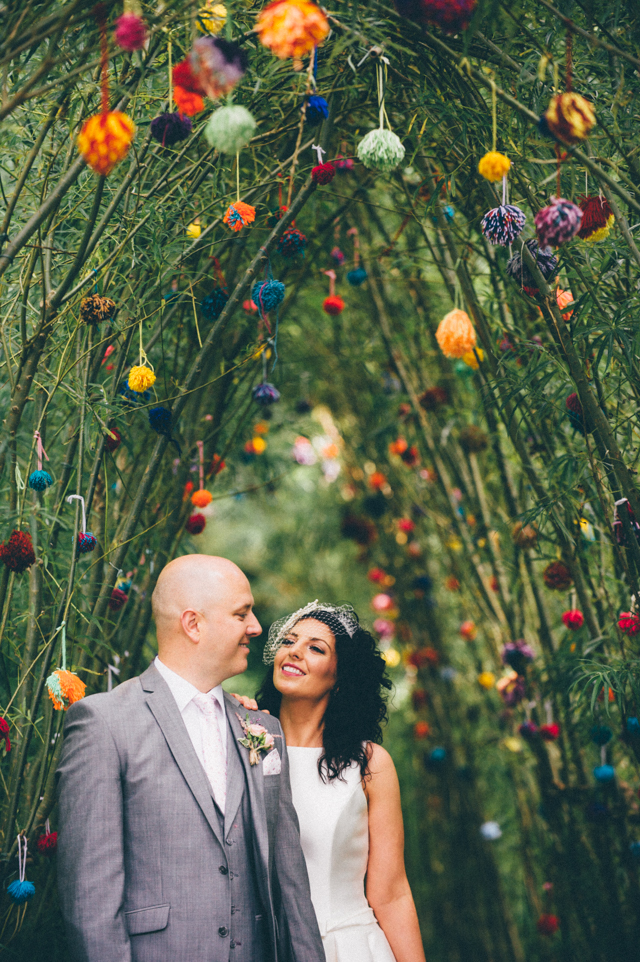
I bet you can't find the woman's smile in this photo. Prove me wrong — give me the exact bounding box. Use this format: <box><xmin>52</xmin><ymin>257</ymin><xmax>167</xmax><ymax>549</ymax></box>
<box><xmin>281</xmin><ymin>662</ymin><xmax>306</xmax><ymax>677</ymax></box>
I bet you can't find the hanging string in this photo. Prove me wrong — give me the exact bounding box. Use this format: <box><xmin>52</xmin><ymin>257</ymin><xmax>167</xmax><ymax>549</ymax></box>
<box><xmin>17</xmin><ymin>835</ymin><xmax>27</xmax><ymax>884</ymax></box>
<box><xmin>324</xmin><ymin>269</ymin><xmax>336</xmax><ymax>297</ymax></box>
<box><xmin>66</xmin><ymin>494</ymin><xmax>87</xmax><ymax>534</ymax></box>
<box><xmin>168</xmin><ymin>39</ymin><xmax>173</xmax><ymax>110</ymax></box>
<box><xmin>490</xmin><ymin>78</ymin><xmax>497</xmax><ymax>151</ymax></box>
<box><xmin>347</xmin><ymin>226</ymin><xmax>360</xmax><ymax>267</ymax></box>
<box><xmin>97</xmin><ymin>3</ymin><xmax>109</xmax><ymax>116</ymax></box>
<box><xmin>501</xmin><ymin>175</ymin><xmax>508</xmax><ymax>207</ymax></box>
<box><xmin>236</xmin><ymin>151</ymin><xmax>240</xmax><ymax>202</ymax></box>
<box><xmin>566</xmin><ymin>29</ymin><xmax>573</xmax><ymax>93</ymax></box>
<box><xmin>312</xmin><ymin>144</ymin><xmax>326</xmax><ymax>165</ymax></box>
<box><xmin>197</xmin><ymin>440</ymin><xmax>204</xmax><ymax>490</ymax></box>
<box><xmin>34</xmin><ymin>431</ymin><xmax>49</xmax><ymax>472</ymax></box>
<box><xmin>555</xmin><ymin>143</ymin><xmax>562</xmax><ymax>198</ymax></box>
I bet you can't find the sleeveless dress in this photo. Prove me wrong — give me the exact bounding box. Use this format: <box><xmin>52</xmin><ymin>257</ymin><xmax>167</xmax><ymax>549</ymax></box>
<box><xmin>287</xmin><ymin>746</ymin><xmax>396</xmax><ymax>962</ymax></box>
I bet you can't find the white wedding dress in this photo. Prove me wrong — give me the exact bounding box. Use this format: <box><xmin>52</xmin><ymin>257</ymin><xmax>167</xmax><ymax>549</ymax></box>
<box><xmin>288</xmin><ymin>746</ymin><xmax>396</xmax><ymax>962</ymax></box>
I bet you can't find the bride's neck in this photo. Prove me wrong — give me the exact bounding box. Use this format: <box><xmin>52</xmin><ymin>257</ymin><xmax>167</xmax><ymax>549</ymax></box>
<box><xmin>279</xmin><ymin>695</ymin><xmax>328</xmax><ymax>747</ymax></box>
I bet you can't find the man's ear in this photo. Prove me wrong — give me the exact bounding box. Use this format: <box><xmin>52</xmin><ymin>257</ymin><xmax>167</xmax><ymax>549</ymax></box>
<box><xmin>180</xmin><ymin>608</ymin><xmax>200</xmax><ymax>643</ymax></box>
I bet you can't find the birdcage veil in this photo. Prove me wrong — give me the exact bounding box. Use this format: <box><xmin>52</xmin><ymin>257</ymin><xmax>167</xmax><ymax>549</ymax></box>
<box><xmin>263</xmin><ymin>600</ymin><xmax>360</xmax><ymax>664</ymax></box>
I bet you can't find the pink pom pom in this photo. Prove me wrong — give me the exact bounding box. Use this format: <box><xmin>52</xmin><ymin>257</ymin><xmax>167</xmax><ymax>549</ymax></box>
<box><xmin>535</xmin><ymin>197</ymin><xmax>582</xmax><ymax>248</ymax></box>
<box><xmin>114</xmin><ymin>14</ymin><xmax>147</xmax><ymax>52</ymax></box>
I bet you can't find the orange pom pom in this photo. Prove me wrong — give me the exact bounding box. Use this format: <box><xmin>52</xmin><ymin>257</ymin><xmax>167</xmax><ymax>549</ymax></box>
<box><xmin>47</xmin><ymin>669</ymin><xmax>86</xmax><ymax>712</ymax></box>
<box><xmin>435</xmin><ymin>309</ymin><xmax>476</xmax><ymax>358</ymax></box>
<box><xmin>174</xmin><ymin>85</ymin><xmax>205</xmax><ymax>116</ymax></box>
<box><xmin>556</xmin><ymin>288</ymin><xmax>574</xmax><ymax>320</ymax></box>
<box><xmin>223</xmin><ymin>201</ymin><xmax>256</xmax><ymax>232</ymax></box>
<box><xmin>78</xmin><ymin>111</ymin><xmax>135</xmax><ymax>176</ymax></box>
<box><xmin>256</xmin><ymin>0</ymin><xmax>329</xmax><ymax>60</ymax></box>
<box><xmin>191</xmin><ymin>489</ymin><xmax>213</xmax><ymax>508</ymax></box>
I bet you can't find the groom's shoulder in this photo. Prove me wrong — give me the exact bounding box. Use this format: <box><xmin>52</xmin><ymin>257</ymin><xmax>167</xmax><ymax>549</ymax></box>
<box><xmin>71</xmin><ymin>667</ymin><xmax>153</xmax><ymax>721</ymax></box>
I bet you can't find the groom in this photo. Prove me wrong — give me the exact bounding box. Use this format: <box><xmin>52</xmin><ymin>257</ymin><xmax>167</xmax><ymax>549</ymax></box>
<box><xmin>56</xmin><ymin>554</ymin><xmax>325</xmax><ymax>962</ymax></box>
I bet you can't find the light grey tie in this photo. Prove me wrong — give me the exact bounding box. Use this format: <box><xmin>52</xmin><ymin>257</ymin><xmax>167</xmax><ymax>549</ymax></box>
<box><xmin>193</xmin><ymin>692</ymin><xmax>227</xmax><ymax>813</ymax></box>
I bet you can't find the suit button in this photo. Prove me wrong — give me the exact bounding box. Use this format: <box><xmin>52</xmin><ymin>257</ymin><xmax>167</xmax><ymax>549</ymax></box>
<box><xmin>219</xmin><ymin>865</ymin><xmax>228</xmax><ymax>875</ymax></box>
<box><xmin>226</xmin><ymin>838</ymin><xmax>234</xmax><ymax>845</ymax></box>
<box><xmin>230</xmin><ymin>940</ymin><xmax>236</xmax><ymax>949</ymax></box>
<box><xmin>218</xmin><ymin>926</ymin><xmax>229</xmax><ymax>938</ymax></box>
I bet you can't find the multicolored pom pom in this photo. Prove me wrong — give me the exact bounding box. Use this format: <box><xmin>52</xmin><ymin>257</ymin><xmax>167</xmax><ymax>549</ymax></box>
<box><xmin>357</xmin><ymin>129</ymin><xmax>405</xmax><ymax>173</ymax></box>
<box><xmin>80</xmin><ymin>294</ymin><xmax>116</xmax><ymax>325</ymax></box>
<box><xmin>253</xmin><ymin>382</ymin><xmax>281</xmax><ymax>405</ymax></box>
<box><xmin>223</xmin><ymin>201</ymin><xmax>256</xmax><ymax>232</ymax></box>
<box><xmin>77</xmin><ymin>111</ymin><xmax>135</xmax><ymax>176</ymax></box>
<box><xmin>506</xmin><ymin>239</ymin><xmax>558</xmax><ymax>295</ymax></box>
<box><xmin>251</xmin><ymin>280</ymin><xmax>285</xmax><ymax>317</ymax></box>
<box><xmin>46</xmin><ymin>668</ymin><xmax>86</xmax><ymax>711</ymax></box>
<box><xmin>277</xmin><ymin>228</ymin><xmax>307</xmax><ymax>258</ymax></box>
<box><xmin>150</xmin><ymin>112</ymin><xmax>192</xmax><ymax>147</ymax></box>
<box><xmin>190</xmin><ymin>37</ymin><xmax>247</xmax><ymax>100</ymax></box>
<box><xmin>481</xmin><ymin>204</ymin><xmax>526</xmax><ymax>246</ymax></box>
<box><xmin>540</xmin><ymin>92</ymin><xmax>595</xmax><ymax>143</ymax></box>
<box><xmin>535</xmin><ymin>197</ymin><xmax>582</xmax><ymax>248</ymax></box>
<box><xmin>77</xmin><ymin>532</ymin><xmax>97</xmax><ymax>555</ymax></box>
<box><xmin>577</xmin><ymin>195</ymin><xmax>614</xmax><ymax>242</ymax></box>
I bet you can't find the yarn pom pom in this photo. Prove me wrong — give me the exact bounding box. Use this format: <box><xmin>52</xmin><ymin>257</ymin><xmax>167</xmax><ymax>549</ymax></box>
<box><xmin>536</xmin><ymin>914</ymin><xmax>559</xmax><ymax>936</ymax></box>
<box><xmin>148</xmin><ymin>406</ymin><xmax>173</xmax><ymax>438</ymax></box>
<box><xmin>331</xmin><ymin>247</ymin><xmax>345</xmax><ymax>266</ymax></box>
<box><xmin>46</xmin><ymin>668</ymin><xmax>86</xmax><ymax>711</ymax></box>
<box><xmin>312</xmin><ymin>162</ymin><xmax>335</xmax><ymax>185</ymax></box>
<box><xmin>594</xmin><ymin>764</ymin><xmax>615</xmax><ymax>783</ymax></box>
<box><xmin>0</xmin><ymin>717</ymin><xmax>10</xmax><ymax>754</ymax></box>
<box><xmin>256</xmin><ymin>0</ymin><xmax>330</xmax><ymax>60</ymax></box>
<box><xmin>77</xmin><ymin>111</ymin><xmax>135</xmax><ymax>176</ymax></box>
<box><xmin>77</xmin><ymin>532</ymin><xmax>97</xmax><ymax>555</ymax></box>
<box><xmin>618</xmin><ymin>612</ymin><xmax>640</xmax><ymax>636</ymax></box>
<box><xmin>251</xmin><ymin>280</ymin><xmax>285</xmax><ymax>317</ymax></box>
<box><xmin>502</xmin><ymin>639</ymin><xmax>535</xmax><ymax>673</ymax></box>
<box><xmin>190</xmin><ymin>37</ymin><xmax>248</xmax><ymax>100</ymax></box>
<box><xmin>150</xmin><ymin>112</ymin><xmax>192</xmax><ymax>147</ymax></box>
<box><xmin>565</xmin><ymin>392</ymin><xmax>591</xmax><ymax>435</ymax></box>
<box><xmin>7</xmin><ymin>880</ymin><xmax>35</xmax><ymax>904</ymax></box>
<box><xmin>541</xmin><ymin>92</ymin><xmax>595</xmax><ymax>143</ymax></box>
<box><xmin>481</xmin><ymin>204</ymin><xmax>526</xmax><ymax>246</ymax></box>
<box><xmin>197</xmin><ymin>2</ymin><xmax>227</xmax><ymax>35</ymax></box>
<box><xmin>80</xmin><ymin>294</ymin><xmax>116</xmax><ymax>325</ymax></box>
<box><xmin>36</xmin><ymin>831</ymin><xmax>58</xmax><ymax>855</ymax></box>
<box><xmin>0</xmin><ymin>530</ymin><xmax>36</xmax><ymax>573</ymax></box>
<box><xmin>223</xmin><ymin>201</ymin><xmax>256</xmax><ymax>232</ymax></box>
<box><xmin>577</xmin><ymin>195</ymin><xmax>614</xmax><ymax>242</ymax></box>
<box><xmin>204</xmin><ymin>105</ymin><xmax>256</xmax><ymax>154</ymax></box>
<box><xmin>128</xmin><ymin>365</ymin><xmax>156</xmax><ymax>393</ymax></box>
<box><xmin>542</xmin><ymin>561</ymin><xmax>573</xmax><ymax>591</ymax></box>
<box><xmin>591</xmin><ymin>724</ymin><xmax>613</xmax><ymax>746</ymax></box>
<box><xmin>29</xmin><ymin>470</ymin><xmax>53</xmax><ymax>491</ymax></box>
<box><xmin>109</xmin><ymin>587</ymin><xmax>129</xmax><ymax>611</ymax></box>
<box><xmin>323</xmin><ymin>295</ymin><xmax>345</xmax><ymax>316</ymax></box>
<box><xmin>335</xmin><ymin>156</ymin><xmax>354</xmax><ymax>172</ymax></box>
<box><xmin>186</xmin><ymin>513</ymin><xmax>206</xmax><ymax>534</ymax></box>
<box><xmin>357</xmin><ymin>129</ymin><xmax>405</xmax><ymax>173</ymax></box>
<box><xmin>277</xmin><ymin>228</ymin><xmax>307</xmax><ymax>258</ymax></box>
<box><xmin>519</xmin><ymin>721</ymin><xmax>538</xmax><ymax>739</ymax></box>
<box><xmin>253</xmin><ymin>382</ymin><xmax>281</xmax><ymax>406</ymax></box>
<box><xmin>506</xmin><ymin>239</ymin><xmax>558</xmax><ymax>295</ymax></box>
<box><xmin>394</xmin><ymin>0</ymin><xmax>476</xmax><ymax>32</ymax></box>
<box><xmin>306</xmin><ymin>95</ymin><xmax>329</xmax><ymax>124</ymax></box>
<box><xmin>114</xmin><ymin>13</ymin><xmax>147</xmax><ymax>51</ymax></box>
<box><xmin>539</xmin><ymin>722</ymin><xmax>560</xmax><ymax>741</ymax></box>
<box><xmin>435</xmin><ymin>309</ymin><xmax>476</xmax><ymax>359</ymax></box>
<box><xmin>201</xmin><ymin>288</ymin><xmax>229</xmax><ymax>320</ymax></box>
<box><xmin>105</xmin><ymin>427</ymin><xmax>121</xmax><ymax>452</ymax></box>
<box><xmin>192</xmin><ymin>489</ymin><xmax>213</xmax><ymax>508</ymax></box>
<box><xmin>347</xmin><ymin>267</ymin><xmax>368</xmax><ymax>286</ymax></box>
<box><xmin>173</xmin><ymin>59</ymin><xmax>206</xmax><ymax>95</ymax></box>
<box><xmin>535</xmin><ymin>197</ymin><xmax>582</xmax><ymax>248</ymax></box>
<box><xmin>174</xmin><ymin>86</ymin><xmax>205</xmax><ymax>117</ymax></box>
<box><xmin>562</xmin><ymin>609</ymin><xmax>584</xmax><ymax>630</ymax></box>
<box><xmin>478</xmin><ymin>151</ymin><xmax>510</xmax><ymax>182</ymax></box>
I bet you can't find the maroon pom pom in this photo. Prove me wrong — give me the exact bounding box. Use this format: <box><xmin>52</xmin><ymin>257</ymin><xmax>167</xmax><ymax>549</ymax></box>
<box><xmin>109</xmin><ymin>587</ymin><xmax>129</xmax><ymax>612</ymax></box>
<box><xmin>312</xmin><ymin>163</ymin><xmax>336</xmax><ymax>185</ymax></box>
<box><xmin>105</xmin><ymin>427</ymin><xmax>121</xmax><ymax>453</ymax></box>
<box><xmin>114</xmin><ymin>14</ymin><xmax>147</xmax><ymax>52</ymax></box>
<box><xmin>577</xmin><ymin>195</ymin><xmax>613</xmax><ymax>240</ymax></box>
<box><xmin>537</xmin><ymin>914</ymin><xmax>559</xmax><ymax>936</ymax></box>
<box><xmin>36</xmin><ymin>831</ymin><xmax>58</xmax><ymax>855</ymax></box>
<box><xmin>0</xmin><ymin>530</ymin><xmax>36</xmax><ymax>573</ymax></box>
<box><xmin>542</xmin><ymin>561</ymin><xmax>573</xmax><ymax>591</ymax></box>
<box><xmin>186</xmin><ymin>513</ymin><xmax>206</xmax><ymax>535</ymax></box>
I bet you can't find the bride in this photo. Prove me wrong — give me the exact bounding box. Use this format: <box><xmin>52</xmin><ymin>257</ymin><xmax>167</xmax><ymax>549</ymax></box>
<box><xmin>236</xmin><ymin>601</ymin><xmax>425</xmax><ymax>962</ymax></box>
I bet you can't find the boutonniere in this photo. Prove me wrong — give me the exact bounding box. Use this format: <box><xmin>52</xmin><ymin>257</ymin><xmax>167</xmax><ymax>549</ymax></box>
<box><xmin>237</xmin><ymin>713</ymin><xmax>275</xmax><ymax>766</ymax></box>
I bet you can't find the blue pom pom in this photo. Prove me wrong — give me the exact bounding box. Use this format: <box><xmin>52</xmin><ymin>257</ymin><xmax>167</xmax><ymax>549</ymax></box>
<box><xmin>306</xmin><ymin>95</ymin><xmax>329</xmax><ymax>124</ymax></box>
<box><xmin>29</xmin><ymin>469</ymin><xmax>53</xmax><ymax>491</ymax></box>
<box><xmin>251</xmin><ymin>280</ymin><xmax>285</xmax><ymax>318</ymax></box>
<box><xmin>252</xmin><ymin>382</ymin><xmax>281</xmax><ymax>406</ymax></box>
<box><xmin>627</xmin><ymin>717</ymin><xmax>640</xmax><ymax>734</ymax></box>
<box><xmin>347</xmin><ymin>267</ymin><xmax>368</xmax><ymax>286</ymax></box>
<box><xmin>7</xmin><ymin>879</ymin><xmax>35</xmax><ymax>904</ymax></box>
<box><xmin>630</xmin><ymin>841</ymin><xmax>640</xmax><ymax>860</ymax></box>
<box><xmin>413</xmin><ymin>574</ymin><xmax>433</xmax><ymax>591</ymax></box>
<box><xmin>430</xmin><ymin>747</ymin><xmax>446</xmax><ymax>763</ymax></box>
<box><xmin>277</xmin><ymin>229</ymin><xmax>307</xmax><ymax>258</ymax></box>
<box><xmin>77</xmin><ymin>532</ymin><xmax>97</xmax><ymax>555</ymax></box>
<box><xmin>593</xmin><ymin>764</ymin><xmax>615</xmax><ymax>783</ymax></box>
<box><xmin>201</xmin><ymin>288</ymin><xmax>228</xmax><ymax>321</ymax></box>
<box><xmin>149</xmin><ymin>406</ymin><xmax>172</xmax><ymax>436</ymax></box>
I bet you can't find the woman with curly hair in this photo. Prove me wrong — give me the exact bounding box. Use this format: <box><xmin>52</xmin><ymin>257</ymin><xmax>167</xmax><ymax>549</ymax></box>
<box><xmin>236</xmin><ymin>601</ymin><xmax>425</xmax><ymax>962</ymax></box>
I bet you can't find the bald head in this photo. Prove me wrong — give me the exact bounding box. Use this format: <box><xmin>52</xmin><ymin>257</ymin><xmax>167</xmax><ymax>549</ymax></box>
<box><xmin>152</xmin><ymin>555</ymin><xmax>262</xmax><ymax>689</ymax></box>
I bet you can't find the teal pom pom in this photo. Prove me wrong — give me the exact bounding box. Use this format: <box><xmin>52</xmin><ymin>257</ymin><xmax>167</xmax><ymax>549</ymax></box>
<box><xmin>204</xmin><ymin>106</ymin><xmax>256</xmax><ymax>155</ymax></box>
<box><xmin>347</xmin><ymin>267</ymin><xmax>368</xmax><ymax>286</ymax></box>
<box><xmin>357</xmin><ymin>129</ymin><xmax>405</xmax><ymax>172</ymax></box>
<box><xmin>8</xmin><ymin>879</ymin><xmax>35</xmax><ymax>904</ymax></box>
<box><xmin>594</xmin><ymin>764</ymin><xmax>615</xmax><ymax>782</ymax></box>
<box><xmin>29</xmin><ymin>470</ymin><xmax>53</xmax><ymax>491</ymax></box>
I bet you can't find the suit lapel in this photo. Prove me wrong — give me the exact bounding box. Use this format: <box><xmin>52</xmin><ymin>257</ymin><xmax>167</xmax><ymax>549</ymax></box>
<box><xmin>141</xmin><ymin>664</ymin><xmax>223</xmax><ymax>846</ymax></box>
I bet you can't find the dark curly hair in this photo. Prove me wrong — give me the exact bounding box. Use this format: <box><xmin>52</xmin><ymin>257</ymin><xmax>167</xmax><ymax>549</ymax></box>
<box><xmin>256</xmin><ymin>615</ymin><xmax>392</xmax><ymax>782</ymax></box>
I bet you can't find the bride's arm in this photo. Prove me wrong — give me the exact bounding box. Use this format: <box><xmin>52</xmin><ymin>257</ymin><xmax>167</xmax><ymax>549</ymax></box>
<box><xmin>365</xmin><ymin>744</ymin><xmax>426</xmax><ymax>962</ymax></box>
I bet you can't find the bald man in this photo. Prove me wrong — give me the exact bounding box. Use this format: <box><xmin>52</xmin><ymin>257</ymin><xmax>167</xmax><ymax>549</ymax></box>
<box><xmin>56</xmin><ymin>555</ymin><xmax>325</xmax><ymax>962</ymax></box>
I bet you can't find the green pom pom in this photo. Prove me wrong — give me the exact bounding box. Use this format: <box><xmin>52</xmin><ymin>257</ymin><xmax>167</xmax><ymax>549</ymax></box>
<box><xmin>357</xmin><ymin>129</ymin><xmax>405</xmax><ymax>172</ymax></box>
<box><xmin>204</xmin><ymin>106</ymin><xmax>256</xmax><ymax>155</ymax></box>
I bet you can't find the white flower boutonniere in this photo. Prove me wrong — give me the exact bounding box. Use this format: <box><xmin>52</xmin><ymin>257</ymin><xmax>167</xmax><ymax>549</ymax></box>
<box><xmin>237</xmin><ymin>713</ymin><xmax>275</xmax><ymax>766</ymax></box>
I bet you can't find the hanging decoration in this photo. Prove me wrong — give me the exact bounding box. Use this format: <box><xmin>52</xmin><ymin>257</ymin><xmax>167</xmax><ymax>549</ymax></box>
<box><xmin>535</xmin><ymin>197</ymin><xmax>582</xmax><ymax>248</ymax></box>
<box><xmin>306</xmin><ymin>94</ymin><xmax>329</xmax><ymax>124</ymax></box>
<box><xmin>394</xmin><ymin>0</ymin><xmax>476</xmax><ymax>33</ymax></box>
<box><xmin>0</xmin><ymin>530</ymin><xmax>36</xmax><ymax>573</ymax></box>
<box><xmin>253</xmin><ymin>382</ymin><xmax>281</xmax><ymax>406</ymax></box>
<box><xmin>346</xmin><ymin>227</ymin><xmax>367</xmax><ymax>285</ymax></box>
<box><xmin>189</xmin><ymin>37</ymin><xmax>248</xmax><ymax>99</ymax></box>
<box><xmin>105</xmin><ymin>426</ymin><xmax>122</xmax><ymax>452</ymax></box>
<box><xmin>481</xmin><ymin>174</ymin><xmax>526</xmax><ymax>246</ymax></box>
<box><xmin>80</xmin><ymin>293</ymin><xmax>116</xmax><ymax>325</ymax></box>
<box><xmin>67</xmin><ymin>494</ymin><xmax>97</xmax><ymax>555</ymax></box>
<box><xmin>506</xmin><ymin>239</ymin><xmax>558</xmax><ymax>296</ymax></box>
<box><xmin>277</xmin><ymin>227</ymin><xmax>308</xmax><ymax>258</ymax></box>
<box><xmin>78</xmin><ymin>5</ymin><xmax>135</xmax><ymax>175</ymax></box>
<box><xmin>197</xmin><ymin>1</ymin><xmax>227</xmax><ymax>34</ymax></box>
<box><xmin>310</xmin><ymin>144</ymin><xmax>335</xmax><ymax>184</ymax></box>
<box><xmin>357</xmin><ymin>61</ymin><xmax>405</xmax><ymax>173</ymax></box>
<box><xmin>256</xmin><ymin>0</ymin><xmax>329</xmax><ymax>61</ymax></box>
<box><xmin>540</xmin><ymin>92</ymin><xmax>595</xmax><ymax>143</ymax></box>
<box><xmin>186</xmin><ymin>513</ymin><xmax>207</xmax><ymax>534</ymax></box>
<box><xmin>224</xmin><ymin>151</ymin><xmax>256</xmax><ymax>232</ymax></box>
<box><xmin>577</xmin><ymin>195</ymin><xmax>614</xmax><ymax>242</ymax></box>
<box><xmin>151</xmin><ymin>41</ymin><xmax>193</xmax><ymax>147</ymax></box>
<box><xmin>202</xmin><ymin>288</ymin><xmax>229</xmax><ymax>320</ymax></box>
<box><xmin>37</xmin><ymin>819</ymin><xmax>58</xmax><ymax>856</ymax></box>
<box><xmin>29</xmin><ymin>431</ymin><xmax>52</xmax><ymax>491</ymax></box>
<box><xmin>592</xmin><ymin>726</ymin><xmax>615</xmax><ymax>782</ymax></box>
<box><xmin>46</xmin><ymin>622</ymin><xmax>87</xmax><ymax>711</ymax></box>
<box><xmin>205</xmin><ymin>105</ymin><xmax>256</xmax><ymax>154</ymax></box>
<box><xmin>191</xmin><ymin>441</ymin><xmax>213</xmax><ymax>507</ymax></box>
<box><xmin>478</xmin><ymin>151</ymin><xmax>510</xmax><ymax>183</ymax></box>
<box><xmin>618</xmin><ymin>612</ymin><xmax>640</xmax><ymax>636</ymax></box>
<box><xmin>114</xmin><ymin>13</ymin><xmax>147</xmax><ymax>51</ymax></box>
<box><xmin>435</xmin><ymin>309</ymin><xmax>476</xmax><ymax>359</ymax></box>
<box><xmin>174</xmin><ymin>86</ymin><xmax>204</xmax><ymax>116</ymax></box>
<box><xmin>613</xmin><ymin>498</ymin><xmax>640</xmax><ymax>546</ymax></box>
<box><xmin>542</xmin><ymin>560</ymin><xmax>573</xmax><ymax>590</ymax></box>
<box><xmin>565</xmin><ymin>392</ymin><xmax>591</xmax><ymax>435</ymax></box>
<box><xmin>7</xmin><ymin>836</ymin><xmax>35</xmax><ymax>905</ymax></box>
<box><xmin>109</xmin><ymin>586</ymin><xmax>129</xmax><ymax>611</ymax></box>
<box><xmin>322</xmin><ymin>270</ymin><xmax>344</xmax><ymax>315</ymax></box>
<box><xmin>148</xmin><ymin>407</ymin><xmax>181</xmax><ymax>453</ymax></box>
<box><xmin>128</xmin><ymin>363</ymin><xmax>156</xmax><ymax>392</ymax></box>
<box><xmin>0</xmin><ymin>717</ymin><xmax>10</xmax><ymax>754</ymax></box>
<box><xmin>252</xmin><ymin>279</ymin><xmax>285</xmax><ymax>320</ymax></box>
<box><xmin>562</xmin><ymin>609</ymin><xmax>584</xmax><ymax>629</ymax></box>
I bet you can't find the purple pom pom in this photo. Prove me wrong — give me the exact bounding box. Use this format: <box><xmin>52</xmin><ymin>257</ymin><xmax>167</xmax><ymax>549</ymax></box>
<box><xmin>501</xmin><ymin>639</ymin><xmax>535</xmax><ymax>673</ymax></box>
<box><xmin>506</xmin><ymin>239</ymin><xmax>558</xmax><ymax>295</ymax></box>
<box><xmin>253</xmin><ymin>382</ymin><xmax>281</xmax><ymax>406</ymax></box>
<box><xmin>535</xmin><ymin>197</ymin><xmax>582</xmax><ymax>248</ymax></box>
<box><xmin>481</xmin><ymin>204</ymin><xmax>526</xmax><ymax>246</ymax></box>
<box><xmin>150</xmin><ymin>112</ymin><xmax>192</xmax><ymax>147</ymax></box>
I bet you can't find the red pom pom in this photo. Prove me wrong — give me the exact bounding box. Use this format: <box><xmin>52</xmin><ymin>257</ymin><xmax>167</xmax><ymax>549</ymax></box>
<box><xmin>114</xmin><ymin>14</ymin><xmax>147</xmax><ymax>51</ymax></box>
<box><xmin>312</xmin><ymin>162</ymin><xmax>336</xmax><ymax>185</ymax></box>
<box><xmin>173</xmin><ymin>59</ymin><xmax>206</xmax><ymax>95</ymax></box>
<box><xmin>368</xmin><ymin>567</ymin><xmax>386</xmax><ymax>583</ymax></box>
<box><xmin>0</xmin><ymin>530</ymin><xmax>36</xmax><ymax>573</ymax></box>
<box><xmin>109</xmin><ymin>588</ymin><xmax>129</xmax><ymax>612</ymax></box>
<box><xmin>105</xmin><ymin>427</ymin><xmax>121</xmax><ymax>452</ymax></box>
<box><xmin>186</xmin><ymin>513</ymin><xmax>206</xmax><ymax>535</ymax></box>
<box><xmin>577</xmin><ymin>195</ymin><xmax>613</xmax><ymax>240</ymax></box>
<box><xmin>562</xmin><ymin>609</ymin><xmax>584</xmax><ymax>630</ymax></box>
<box><xmin>323</xmin><ymin>295</ymin><xmax>345</xmax><ymax>315</ymax></box>
<box><xmin>539</xmin><ymin>723</ymin><xmax>560</xmax><ymax>741</ymax></box>
<box><xmin>618</xmin><ymin>612</ymin><xmax>640</xmax><ymax>636</ymax></box>
<box><xmin>537</xmin><ymin>914</ymin><xmax>559</xmax><ymax>936</ymax></box>
<box><xmin>0</xmin><ymin>717</ymin><xmax>11</xmax><ymax>753</ymax></box>
<box><xmin>36</xmin><ymin>831</ymin><xmax>58</xmax><ymax>855</ymax></box>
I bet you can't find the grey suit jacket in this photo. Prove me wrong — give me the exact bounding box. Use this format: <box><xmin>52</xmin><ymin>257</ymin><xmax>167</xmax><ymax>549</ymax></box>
<box><xmin>56</xmin><ymin>663</ymin><xmax>325</xmax><ymax>962</ymax></box>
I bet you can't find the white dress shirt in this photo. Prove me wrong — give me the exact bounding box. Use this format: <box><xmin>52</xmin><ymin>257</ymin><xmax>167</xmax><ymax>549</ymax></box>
<box><xmin>154</xmin><ymin>656</ymin><xmax>227</xmax><ymax>762</ymax></box>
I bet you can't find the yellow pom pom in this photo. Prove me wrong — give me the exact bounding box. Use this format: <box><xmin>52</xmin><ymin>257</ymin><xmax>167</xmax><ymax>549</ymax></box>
<box><xmin>191</xmin><ymin>489</ymin><xmax>213</xmax><ymax>508</ymax></box>
<box><xmin>478</xmin><ymin>671</ymin><xmax>496</xmax><ymax>689</ymax></box>
<box><xmin>256</xmin><ymin>0</ymin><xmax>329</xmax><ymax>60</ymax></box>
<box><xmin>77</xmin><ymin>111</ymin><xmax>135</xmax><ymax>176</ymax></box>
<box><xmin>478</xmin><ymin>151</ymin><xmax>511</xmax><ymax>182</ymax></box>
<box><xmin>544</xmin><ymin>92</ymin><xmax>595</xmax><ymax>143</ymax></box>
<box><xmin>252</xmin><ymin>436</ymin><xmax>267</xmax><ymax>454</ymax></box>
<box><xmin>436</xmin><ymin>309</ymin><xmax>477</xmax><ymax>359</ymax></box>
<box><xmin>462</xmin><ymin>347</ymin><xmax>484</xmax><ymax>369</ymax></box>
<box><xmin>128</xmin><ymin>365</ymin><xmax>156</xmax><ymax>393</ymax></box>
<box><xmin>197</xmin><ymin>2</ymin><xmax>226</xmax><ymax>34</ymax></box>
<box><xmin>186</xmin><ymin>220</ymin><xmax>202</xmax><ymax>238</ymax></box>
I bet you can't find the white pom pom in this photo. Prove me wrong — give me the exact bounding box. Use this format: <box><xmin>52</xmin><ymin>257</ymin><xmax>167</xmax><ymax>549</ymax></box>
<box><xmin>204</xmin><ymin>105</ymin><xmax>256</xmax><ymax>154</ymax></box>
<box><xmin>357</xmin><ymin>129</ymin><xmax>405</xmax><ymax>172</ymax></box>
